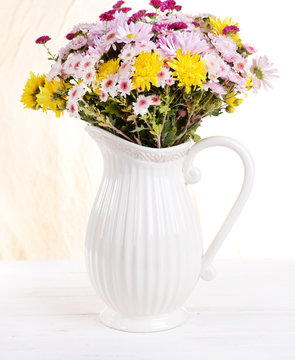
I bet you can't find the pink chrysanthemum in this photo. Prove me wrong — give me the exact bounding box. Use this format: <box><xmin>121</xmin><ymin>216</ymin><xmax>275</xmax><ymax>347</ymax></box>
<box><xmin>202</xmin><ymin>53</ymin><xmax>223</xmax><ymax>75</ymax></box>
<box><xmin>250</xmin><ymin>56</ymin><xmax>278</xmax><ymax>91</ymax></box>
<box><xmin>128</xmin><ymin>9</ymin><xmax>147</xmax><ymax>23</ymax></box>
<box><xmin>227</xmin><ymin>70</ymin><xmax>246</xmax><ymax>85</ymax></box>
<box><xmin>145</xmin><ymin>12</ymin><xmax>157</xmax><ymax>18</ymax></box>
<box><xmin>65</xmin><ymin>33</ymin><xmax>75</xmax><ymax>40</ymax></box>
<box><xmin>244</xmin><ymin>43</ymin><xmax>257</xmax><ymax>54</ymax></box>
<box><xmin>157</xmin><ymin>32</ymin><xmax>209</xmax><ymax>58</ymax></box>
<box><xmin>46</xmin><ymin>61</ymin><xmax>62</xmax><ymax>82</ymax></box>
<box><xmin>234</xmin><ymin>57</ymin><xmax>247</xmax><ymax>77</ymax></box>
<box><xmin>211</xmin><ymin>35</ymin><xmax>238</xmax><ymax>62</ymax></box>
<box><xmin>160</xmin><ymin>0</ymin><xmax>177</xmax><ymax>11</ymax></box>
<box><xmin>58</xmin><ymin>46</ymin><xmax>71</xmax><ymax>61</ymax></box>
<box><xmin>152</xmin><ymin>23</ymin><xmax>168</xmax><ymax>32</ymax></box>
<box><xmin>35</xmin><ymin>35</ymin><xmax>51</xmax><ymax>44</ymax></box>
<box><xmin>117</xmin><ymin>22</ymin><xmax>153</xmax><ymax>43</ymax></box>
<box><xmin>117</xmin><ymin>7</ymin><xmax>132</xmax><ymax>13</ymax></box>
<box><xmin>69</xmin><ymin>36</ymin><xmax>87</xmax><ymax>50</ymax></box>
<box><xmin>205</xmin><ymin>81</ymin><xmax>227</xmax><ymax>95</ymax></box>
<box><xmin>71</xmin><ymin>23</ymin><xmax>92</xmax><ymax>34</ymax></box>
<box><xmin>150</xmin><ymin>0</ymin><xmax>162</xmax><ymax>8</ymax></box>
<box><xmin>167</xmin><ymin>22</ymin><xmax>188</xmax><ymax>30</ymax></box>
<box><xmin>99</xmin><ymin>10</ymin><xmax>116</xmax><ymax>22</ymax></box>
<box><xmin>113</xmin><ymin>0</ymin><xmax>125</xmax><ymax>9</ymax></box>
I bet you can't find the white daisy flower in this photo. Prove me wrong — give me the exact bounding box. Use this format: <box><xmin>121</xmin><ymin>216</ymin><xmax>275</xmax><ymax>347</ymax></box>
<box><xmin>101</xmin><ymin>74</ymin><xmax>118</xmax><ymax>97</ymax></box>
<box><xmin>133</xmin><ymin>95</ymin><xmax>152</xmax><ymax>116</ymax></box>
<box><xmin>67</xmin><ymin>100</ymin><xmax>79</xmax><ymax>118</ymax></box>
<box><xmin>117</xmin><ymin>78</ymin><xmax>132</xmax><ymax>97</ymax></box>
<box><xmin>68</xmin><ymin>84</ymin><xmax>86</xmax><ymax>101</ymax></box>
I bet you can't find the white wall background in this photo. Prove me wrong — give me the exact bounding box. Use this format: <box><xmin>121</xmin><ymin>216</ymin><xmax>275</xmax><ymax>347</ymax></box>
<box><xmin>0</xmin><ymin>0</ymin><xmax>294</xmax><ymax>259</ymax></box>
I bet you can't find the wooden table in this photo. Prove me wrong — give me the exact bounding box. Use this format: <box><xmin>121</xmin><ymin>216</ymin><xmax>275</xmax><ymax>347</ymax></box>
<box><xmin>0</xmin><ymin>259</ymin><xmax>294</xmax><ymax>359</ymax></box>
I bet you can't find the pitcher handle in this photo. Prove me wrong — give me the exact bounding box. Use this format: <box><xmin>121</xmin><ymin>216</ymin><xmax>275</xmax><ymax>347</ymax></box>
<box><xmin>183</xmin><ymin>136</ymin><xmax>255</xmax><ymax>281</ymax></box>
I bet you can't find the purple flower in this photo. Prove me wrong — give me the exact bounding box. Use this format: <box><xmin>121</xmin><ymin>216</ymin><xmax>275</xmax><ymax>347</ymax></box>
<box><xmin>128</xmin><ymin>9</ymin><xmax>146</xmax><ymax>22</ymax></box>
<box><xmin>168</xmin><ymin>22</ymin><xmax>188</xmax><ymax>30</ymax></box>
<box><xmin>175</xmin><ymin>5</ymin><xmax>182</xmax><ymax>11</ymax></box>
<box><xmin>145</xmin><ymin>12</ymin><xmax>157</xmax><ymax>17</ymax></box>
<box><xmin>65</xmin><ymin>32</ymin><xmax>75</xmax><ymax>40</ymax></box>
<box><xmin>160</xmin><ymin>0</ymin><xmax>176</xmax><ymax>11</ymax></box>
<box><xmin>35</xmin><ymin>35</ymin><xmax>51</xmax><ymax>44</ymax></box>
<box><xmin>192</xmin><ymin>21</ymin><xmax>200</xmax><ymax>27</ymax></box>
<box><xmin>152</xmin><ymin>23</ymin><xmax>168</xmax><ymax>32</ymax></box>
<box><xmin>222</xmin><ymin>25</ymin><xmax>240</xmax><ymax>35</ymax></box>
<box><xmin>68</xmin><ymin>36</ymin><xmax>87</xmax><ymax>50</ymax></box>
<box><xmin>117</xmin><ymin>7</ymin><xmax>132</xmax><ymax>13</ymax></box>
<box><xmin>150</xmin><ymin>0</ymin><xmax>162</xmax><ymax>8</ymax></box>
<box><xmin>99</xmin><ymin>10</ymin><xmax>116</xmax><ymax>21</ymax></box>
<box><xmin>112</xmin><ymin>0</ymin><xmax>124</xmax><ymax>9</ymax></box>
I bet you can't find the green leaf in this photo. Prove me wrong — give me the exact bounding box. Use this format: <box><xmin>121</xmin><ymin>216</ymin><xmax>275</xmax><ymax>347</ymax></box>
<box><xmin>102</xmin><ymin>103</ymin><xmax>121</xmax><ymax>117</ymax></box>
<box><xmin>211</xmin><ymin>109</ymin><xmax>223</xmax><ymax>116</ymax></box>
<box><xmin>126</xmin><ymin>114</ymin><xmax>137</xmax><ymax>122</ymax></box>
<box><xmin>163</xmin><ymin>131</ymin><xmax>176</xmax><ymax>146</ymax></box>
<box><xmin>190</xmin><ymin>133</ymin><xmax>201</xmax><ymax>143</ymax></box>
<box><xmin>130</xmin><ymin>125</ymin><xmax>147</xmax><ymax>133</ymax></box>
<box><xmin>158</xmin><ymin>104</ymin><xmax>170</xmax><ymax>114</ymax></box>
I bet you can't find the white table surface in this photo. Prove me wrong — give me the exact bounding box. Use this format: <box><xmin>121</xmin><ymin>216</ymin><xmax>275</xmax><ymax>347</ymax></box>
<box><xmin>0</xmin><ymin>259</ymin><xmax>294</xmax><ymax>360</ymax></box>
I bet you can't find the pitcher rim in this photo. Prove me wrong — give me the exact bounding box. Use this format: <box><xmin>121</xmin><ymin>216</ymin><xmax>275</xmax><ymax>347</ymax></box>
<box><xmin>85</xmin><ymin>124</ymin><xmax>193</xmax><ymax>160</ymax></box>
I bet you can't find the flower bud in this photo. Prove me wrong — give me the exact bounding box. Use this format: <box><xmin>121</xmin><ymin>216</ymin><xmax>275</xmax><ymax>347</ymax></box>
<box><xmin>226</xmin><ymin>105</ymin><xmax>235</xmax><ymax>113</ymax></box>
<box><xmin>234</xmin><ymin>99</ymin><xmax>243</xmax><ymax>106</ymax></box>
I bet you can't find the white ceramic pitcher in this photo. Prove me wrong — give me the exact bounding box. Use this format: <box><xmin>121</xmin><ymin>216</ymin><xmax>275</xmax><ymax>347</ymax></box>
<box><xmin>85</xmin><ymin>125</ymin><xmax>254</xmax><ymax>332</ymax></box>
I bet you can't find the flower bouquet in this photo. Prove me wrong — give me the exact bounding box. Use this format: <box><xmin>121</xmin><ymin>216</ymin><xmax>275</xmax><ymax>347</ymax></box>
<box><xmin>21</xmin><ymin>0</ymin><xmax>277</xmax><ymax>148</ymax></box>
<box><xmin>20</xmin><ymin>0</ymin><xmax>279</xmax><ymax>332</ymax></box>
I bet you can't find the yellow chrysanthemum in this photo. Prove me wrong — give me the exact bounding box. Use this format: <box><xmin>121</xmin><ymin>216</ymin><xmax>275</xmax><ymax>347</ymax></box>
<box><xmin>168</xmin><ymin>49</ymin><xmax>207</xmax><ymax>94</ymax></box>
<box><xmin>21</xmin><ymin>72</ymin><xmax>46</xmax><ymax>109</ymax></box>
<box><xmin>97</xmin><ymin>58</ymin><xmax>120</xmax><ymax>83</ymax></box>
<box><xmin>209</xmin><ymin>17</ymin><xmax>241</xmax><ymax>46</ymax></box>
<box><xmin>132</xmin><ymin>51</ymin><xmax>164</xmax><ymax>91</ymax></box>
<box><xmin>225</xmin><ymin>92</ymin><xmax>243</xmax><ymax>113</ymax></box>
<box><xmin>36</xmin><ymin>78</ymin><xmax>70</xmax><ymax>117</ymax></box>
<box><xmin>245</xmin><ymin>77</ymin><xmax>253</xmax><ymax>91</ymax></box>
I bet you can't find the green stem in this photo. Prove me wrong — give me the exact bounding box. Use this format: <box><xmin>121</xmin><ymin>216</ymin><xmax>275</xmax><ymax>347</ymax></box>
<box><xmin>109</xmin><ymin>123</ymin><xmax>136</xmax><ymax>143</ymax></box>
<box><xmin>176</xmin><ymin>115</ymin><xmax>192</xmax><ymax>145</ymax></box>
<box><xmin>146</xmin><ymin>111</ymin><xmax>160</xmax><ymax>148</ymax></box>
<box><xmin>133</xmin><ymin>117</ymin><xmax>142</xmax><ymax>145</ymax></box>
<box><xmin>43</xmin><ymin>44</ymin><xmax>57</xmax><ymax>61</ymax></box>
<box><xmin>161</xmin><ymin>86</ymin><xmax>170</xmax><ymax>146</ymax></box>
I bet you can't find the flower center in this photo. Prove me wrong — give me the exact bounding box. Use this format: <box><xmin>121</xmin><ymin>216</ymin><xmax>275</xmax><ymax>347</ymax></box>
<box><xmin>139</xmin><ymin>99</ymin><xmax>147</xmax><ymax>106</ymax></box>
<box><xmin>106</xmin><ymin>33</ymin><xmax>116</xmax><ymax>41</ymax></box>
<box><xmin>254</xmin><ymin>67</ymin><xmax>263</xmax><ymax>80</ymax></box>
